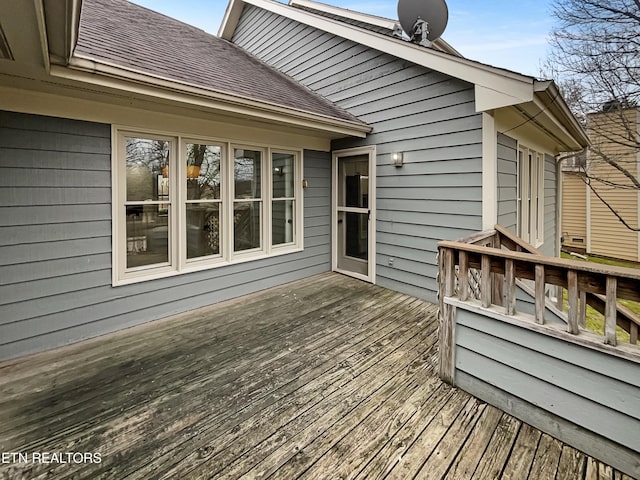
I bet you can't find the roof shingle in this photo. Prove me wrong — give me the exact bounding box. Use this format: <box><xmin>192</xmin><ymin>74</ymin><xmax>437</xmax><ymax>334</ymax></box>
<box><xmin>75</xmin><ymin>0</ymin><xmax>362</xmax><ymax>124</ymax></box>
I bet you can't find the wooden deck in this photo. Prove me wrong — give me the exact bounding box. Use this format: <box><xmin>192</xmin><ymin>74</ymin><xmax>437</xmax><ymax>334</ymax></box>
<box><xmin>0</xmin><ymin>273</ymin><xmax>628</xmax><ymax>479</ymax></box>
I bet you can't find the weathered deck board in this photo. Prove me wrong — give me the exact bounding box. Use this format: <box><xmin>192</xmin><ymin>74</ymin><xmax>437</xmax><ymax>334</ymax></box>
<box><xmin>0</xmin><ymin>273</ymin><xmax>631</xmax><ymax>479</ymax></box>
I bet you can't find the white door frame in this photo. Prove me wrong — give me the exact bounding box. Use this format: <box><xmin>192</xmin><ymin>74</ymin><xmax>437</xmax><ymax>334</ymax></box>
<box><xmin>332</xmin><ymin>145</ymin><xmax>376</xmax><ymax>283</ymax></box>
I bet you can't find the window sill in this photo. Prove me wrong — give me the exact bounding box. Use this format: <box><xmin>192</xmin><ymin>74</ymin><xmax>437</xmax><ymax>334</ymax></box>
<box><xmin>112</xmin><ymin>246</ymin><xmax>303</xmax><ymax>287</ymax></box>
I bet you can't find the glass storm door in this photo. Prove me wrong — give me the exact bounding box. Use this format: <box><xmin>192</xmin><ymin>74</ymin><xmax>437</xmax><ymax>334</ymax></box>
<box><xmin>333</xmin><ymin>148</ymin><xmax>375</xmax><ymax>282</ymax></box>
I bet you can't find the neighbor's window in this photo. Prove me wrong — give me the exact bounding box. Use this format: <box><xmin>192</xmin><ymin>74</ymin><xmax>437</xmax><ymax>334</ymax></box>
<box><xmin>114</xmin><ymin>130</ymin><xmax>302</xmax><ymax>285</ymax></box>
<box><xmin>518</xmin><ymin>146</ymin><xmax>545</xmax><ymax>246</ymax></box>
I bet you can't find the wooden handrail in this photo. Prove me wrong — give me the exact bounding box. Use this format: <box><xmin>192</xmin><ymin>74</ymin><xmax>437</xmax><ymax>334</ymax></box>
<box><xmin>493</xmin><ymin>224</ymin><xmax>640</xmax><ymax>341</ymax></box>
<box><xmin>438</xmin><ymin>240</ymin><xmax>640</xmax><ymax>289</ymax></box>
<box><xmin>438</xmin><ymin>227</ymin><xmax>640</xmax><ymax>347</ymax></box>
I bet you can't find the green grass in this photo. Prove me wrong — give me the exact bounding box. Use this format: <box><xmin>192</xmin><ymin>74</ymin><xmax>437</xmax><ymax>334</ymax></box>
<box><xmin>560</xmin><ymin>252</ymin><xmax>639</xmax><ymax>342</ymax></box>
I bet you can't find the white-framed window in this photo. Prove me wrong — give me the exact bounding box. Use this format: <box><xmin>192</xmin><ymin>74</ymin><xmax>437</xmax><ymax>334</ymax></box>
<box><xmin>113</xmin><ymin>128</ymin><xmax>303</xmax><ymax>285</ymax></box>
<box><xmin>518</xmin><ymin>145</ymin><xmax>545</xmax><ymax>247</ymax></box>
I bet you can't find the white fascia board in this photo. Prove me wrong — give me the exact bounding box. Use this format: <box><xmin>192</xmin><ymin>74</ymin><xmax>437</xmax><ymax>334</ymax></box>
<box><xmin>475</xmin><ymin>85</ymin><xmax>533</xmax><ymax>112</ymax></box>
<box><xmin>288</xmin><ymin>0</ymin><xmax>462</xmax><ymax>57</ymax></box>
<box><xmin>534</xmin><ymin>81</ymin><xmax>589</xmax><ymax>149</ymax></box>
<box><xmin>240</xmin><ymin>0</ymin><xmax>534</xmax><ymax>106</ymax></box>
<box><xmin>33</xmin><ymin>0</ymin><xmax>50</xmax><ymax>71</ymax></box>
<box><xmin>290</xmin><ymin>0</ymin><xmax>397</xmax><ymax>30</ymax></box>
<box><xmin>219</xmin><ymin>0</ymin><xmax>245</xmax><ymax>39</ymax></box>
<box><xmin>531</xmin><ymin>96</ymin><xmax>583</xmax><ymax>152</ymax></box>
<box><xmin>55</xmin><ymin>57</ymin><xmax>370</xmax><ymax>138</ymax></box>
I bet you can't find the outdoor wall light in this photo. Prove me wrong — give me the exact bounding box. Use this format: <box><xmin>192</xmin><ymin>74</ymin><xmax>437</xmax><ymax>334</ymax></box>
<box><xmin>391</xmin><ymin>152</ymin><xmax>404</xmax><ymax>167</ymax></box>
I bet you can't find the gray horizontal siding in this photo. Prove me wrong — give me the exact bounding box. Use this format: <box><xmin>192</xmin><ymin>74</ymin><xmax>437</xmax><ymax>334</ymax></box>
<box><xmin>497</xmin><ymin>132</ymin><xmax>518</xmax><ymax>232</ymax></box>
<box><xmin>454</xmin><ymin>307</ymin><xmax>640</xmax><ymax>476</ymax></box>
<box><xmin>233</xmin><ymin>5</ymin><xmax>483</xmax><ymax>302</ymax></box>
<box><xmin>541</xmin><ymin>153</ymin><xmax>558</xmax><ymax>257</ymax></box>
<box><xmin>0</xmin><ymin>111</ymin><xmax>332</xmax><ymax>360</ymax></box>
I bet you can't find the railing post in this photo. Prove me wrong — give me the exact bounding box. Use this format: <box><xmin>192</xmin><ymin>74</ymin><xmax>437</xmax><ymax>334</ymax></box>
<box><xmin>459</xmin><ymin>251</ymin><xmax>469</xmax><ymax>302</ymax></box>
<box><xmin>481</xmin><ymin>254</ymin><xmax>491</xmax><ymax>308</ymax></box>
<box><xmin>504</xmin><ymin>258</ymin><xmax>516</xmax><ymax>315</ymax></box>
<box><xmin>567</xmin><ymin>270</ymin><xmax>579</xmax><ymax>335</ymax></box>
<box><xmin>605</xmin><ymin>276</ymin><xmax>617</xmax><ymax>346</ymax></box>
<box><xmin>438</xmin><ymin>247</ymin><xmax>456</xmax><ymax>385</ymax></box>
<box><xmin>535</xmin><ymin>264</ymin><xmax>545</xmax><ymax>325</ymax></box>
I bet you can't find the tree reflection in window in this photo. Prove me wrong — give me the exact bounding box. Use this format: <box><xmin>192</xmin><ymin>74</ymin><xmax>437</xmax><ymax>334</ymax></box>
<box><xmin>186</xmin><ymin>143</ymin><xmax>222</xmax><ymax>259</ymax></box>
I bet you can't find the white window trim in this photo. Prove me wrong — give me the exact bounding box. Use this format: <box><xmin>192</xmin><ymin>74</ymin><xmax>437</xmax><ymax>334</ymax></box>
<box><xmin>517</xmin><ymin>144</ymin><xmax>545</xmax><ymax>247</ymax></box>
<box><xmin>112</xmin><ymin>126</ymin><xmax>304</xmax><ymax>286</ymax></box>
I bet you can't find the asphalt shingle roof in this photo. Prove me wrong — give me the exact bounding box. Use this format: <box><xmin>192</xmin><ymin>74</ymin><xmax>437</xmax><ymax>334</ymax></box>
<box><xmin>75</xmin><ymin>0</ymin><xmax>362</xmax><ymax>124</ymax></box>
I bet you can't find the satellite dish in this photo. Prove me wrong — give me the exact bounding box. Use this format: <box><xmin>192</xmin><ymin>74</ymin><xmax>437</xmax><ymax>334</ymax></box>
<box><xmin>397</xmin><ymin>0</ymin><xmax>448</xmax><ymax>46</ymax></box>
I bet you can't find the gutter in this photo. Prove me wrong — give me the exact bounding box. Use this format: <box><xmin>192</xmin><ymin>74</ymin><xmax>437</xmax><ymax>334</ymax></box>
<box><xmin>534</xmin><ymin>80</ymin><xmax>590</xmax><ymax>149</ymax></box>
<box><xmin>51</xmin><ymin>55</ymin><xmax>371</xmax><ymax>138</ymax></box>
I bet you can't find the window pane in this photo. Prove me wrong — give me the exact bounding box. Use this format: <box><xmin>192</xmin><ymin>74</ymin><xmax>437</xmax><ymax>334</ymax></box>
<box><xmin>272</xmin><ymin>153</ymin><xmax>295</xmax><ymax>198</ymax></box>
<box><xmin>186</xmin><ymin>203</ymin><xmax>220</xmax><ymax>259</ymax></box>
<box><xmin>234</xmin><ymin>201</ymin><xmax>261</xmax><ymax>251</ymax></box>
<box><xmin>126</xmin><ymin>137</ymin><xmax>170</xmax><ymax>201</ymax></box>
<box><xmin>272</xmin><ymin>200</ymin><xmax>294</xmax><ymax>245</ymax></box>
<box><xmin>234</xmin><ymin>149</ymin><xmax>261</xmax><ymax>199</ymax></box>
<box><xmin>338</xmin><ymin>155</ymin><xmax>369</xmax><ymax>208</ymax></box>
<box><xmin>126</xmin><ymin>205</ymin><xmax>169</xmax><ymax>267</ymax></box>
<box><xmin>186</xmin><ymin>143</ymin><xmax>221</xmax><ymax>200</ymax></box>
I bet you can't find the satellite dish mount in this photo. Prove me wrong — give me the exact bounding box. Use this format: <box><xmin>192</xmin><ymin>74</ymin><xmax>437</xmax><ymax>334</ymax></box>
<box><xmin>397</xmin><ymin>0</ymin><xmax>449</xmax><ymax>47</ymax></box>
<box><xmin>411</xmin><ymin>16</ymin><xmax>431</xmax><ymax>47</ymax></box>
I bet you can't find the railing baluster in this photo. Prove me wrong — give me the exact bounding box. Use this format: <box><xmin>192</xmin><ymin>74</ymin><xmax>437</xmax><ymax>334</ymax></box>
<box><xmin>504</xmin><ymin>258</ymin><xmax>516</xmax><ymax>315</ymax></box>
<box><xmin>605</xmin><ymin>276</ymin><xmax>617</xmax><ymax>346</ymax></box>
<box><xmin>579</xmin><ymin>290</ymin><xmax>587</xmax><ymax>329</ymax></box>
<box><xmin>535</xmin><ymin>264</ymin><xmax>545</xmax><ymax>325</ymax></box>
<box><xmin>481</xmin><ymin>254</ymin><xmax>491</xmax><ymax>308</ymax></box>
<box><xmin>556</xmin><ymin>285</ymin><xmax>564</xmax><ymax>311</ymax></box>
<box><xmin>567</xmin><ymin>270</ymin><xmax>579</xmax><ymax>335</ymax></box>
<box><xmin>459</xmin><ymin>251</ymin><xmax>469</xmax><ymax>302</ymax></box>
<box><xmin>631</xmin><ymin>323</ymin><xmax>638</xmax><ymax>345</ymax></box>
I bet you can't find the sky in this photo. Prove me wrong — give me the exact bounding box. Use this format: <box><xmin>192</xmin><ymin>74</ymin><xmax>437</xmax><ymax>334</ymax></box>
<box><xmin>132</xmin><ymin>0</ymin><xmax>556</xmax><ymax>77</ymax></box>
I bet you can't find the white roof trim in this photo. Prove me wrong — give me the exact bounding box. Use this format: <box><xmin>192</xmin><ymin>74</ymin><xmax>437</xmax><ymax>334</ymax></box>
<box><xmin>51</xmin><ymin>57</ymin><xmax>370</xmax><ymax>137</ymax></box>
<box><xmin>290</xmin><ymin>0</ymin><xmax>397</xmax><ymax>30</ymax></box>
<box><xmin>221</xmin><ymin>0</ymin><xmax>534</xmax><ymax>110</ymax></box>
<box><xmin>288</xmin><ymin>0</ymin><xmax>462</xmax><ymax>56</ymax></box>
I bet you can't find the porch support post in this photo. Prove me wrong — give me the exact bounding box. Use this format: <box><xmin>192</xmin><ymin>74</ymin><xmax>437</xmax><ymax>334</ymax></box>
<box><xmin>482</xmin><ymin>112</ymin><xmax>498</xmax><ymax>231</ymax></box>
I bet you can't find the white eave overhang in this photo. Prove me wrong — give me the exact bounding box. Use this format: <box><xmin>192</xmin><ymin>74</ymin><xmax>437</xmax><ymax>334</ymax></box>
<box><xmin>534</xmin><ymin>80</ymin><xmax>589</xmax><ymax>150</ymax></box>
<box><xmin>219</xmin><ymin>0</ymin><xmax>589</xmax><ymax>151</ymax></box>
<box><xmin>220</xmin><ymin>0</ymin><xmax>535</xmax><ymax>111</ymax></box>
<box><xmin>50</xmin><ymin>55</ymin><xmax>371</xmax><ymax>138</ymax></box>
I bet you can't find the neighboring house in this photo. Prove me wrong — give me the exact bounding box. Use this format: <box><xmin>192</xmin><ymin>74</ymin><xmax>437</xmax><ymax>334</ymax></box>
<box><xmin>0</xmin><ymin>0</ymin><xmax>587</xmax><ymax>360</ymax></box>
<box><xmin>561</xmin><ymin>107</ymin><xmax>640</xmax><ymax>262</ymax></box>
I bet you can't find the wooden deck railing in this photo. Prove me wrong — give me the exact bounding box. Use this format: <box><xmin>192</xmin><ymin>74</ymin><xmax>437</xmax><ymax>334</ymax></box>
<box><xmin>438</xmin><ymin>225</ymin><xmax>640</xmax><ymax>355</ymax></box>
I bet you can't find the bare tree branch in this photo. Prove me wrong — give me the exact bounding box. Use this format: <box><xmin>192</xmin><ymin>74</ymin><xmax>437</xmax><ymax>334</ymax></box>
<box><xmin>545</xmin><ymin>0</ymin><xmax>640</xmax><ymax>231</ymax></box>
<box><xmin>580</xmin><ymin>173</ymin><xmax>640</xmax><ymax>231</ymax></box>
